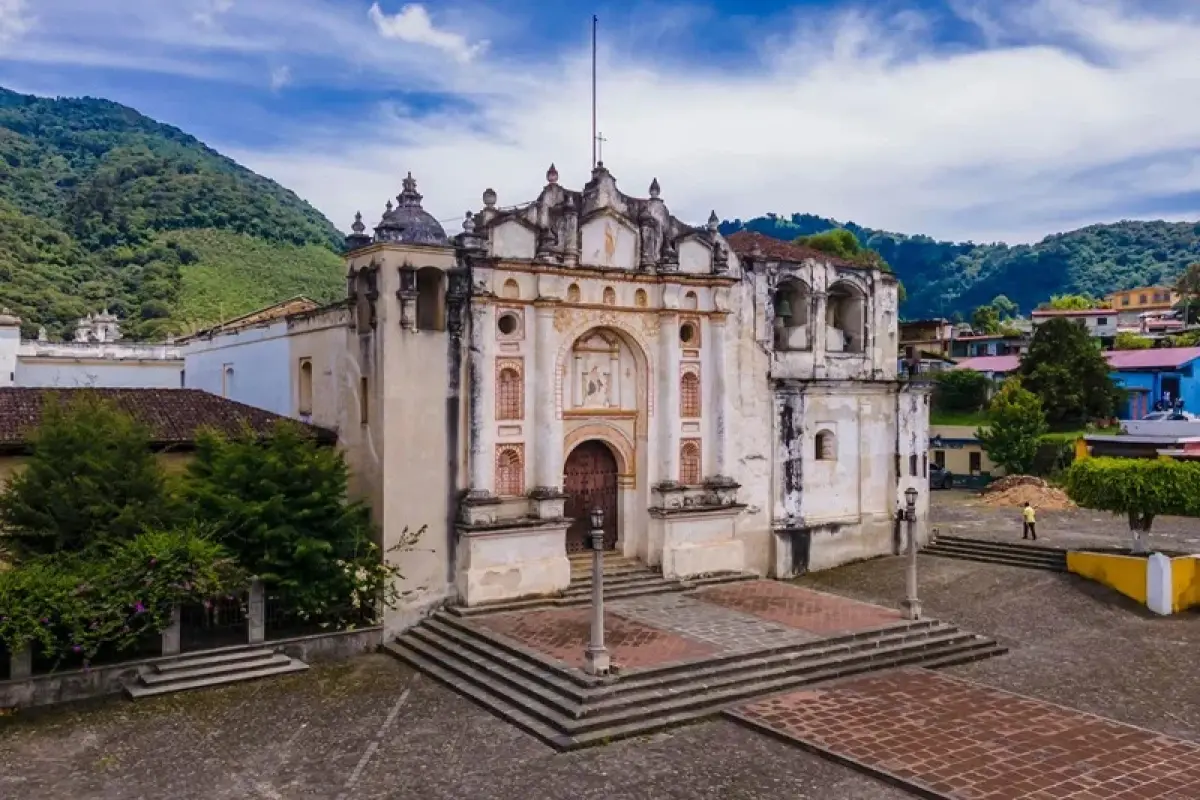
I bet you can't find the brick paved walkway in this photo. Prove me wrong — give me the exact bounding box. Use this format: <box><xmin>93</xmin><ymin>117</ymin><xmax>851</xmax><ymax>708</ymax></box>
<box><xmin>692</xmin><ymin>580</ymin><xmax>902</xmax><ymax>634</ymax></box>
<box><xmin>470</xmin><ymin>581</ymin><xmax>906</xmax><ymax>673</ymax></box>
<box><xmin>732</xmin><ymin>669</ymin><xmax>1200</xmax><ymax>799</ymax></box>
<box><xmin>475</xmin><ymin>607</ymin><xmax>717</xmax><ymax>670</ymax></box>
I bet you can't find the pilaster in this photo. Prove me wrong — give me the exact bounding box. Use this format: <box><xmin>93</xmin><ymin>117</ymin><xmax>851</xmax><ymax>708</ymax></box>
<box><xmin>467</xmin><ymin>301</ymin><xmax>496</xmax><ymax>495</ymax></box>
<box><xmin>658</xmin><ymin>309</ymin><xmax>681</xmax><ymax>485</ymax></box>
<box><xmin>534</xmin><ymin>303</ymin><xmax>565</xmax><ymax>499</ymax></box>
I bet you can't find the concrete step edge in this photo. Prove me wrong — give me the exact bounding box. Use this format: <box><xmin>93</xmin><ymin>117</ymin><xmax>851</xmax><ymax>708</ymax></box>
<box><xmin>140</xmin><ymin>654</ymin><xmax>291</xmax><ymax>685</ymax></box>
<box><xmin>925</xmin><ymin>544</ymin><xmax>1066</xmax><ymax>563</ymax></box>
<box><xmin>932</xmin><ymin>535</ymin><xmax>1067</xmax><ymax>554</ymax></box>
<box><xmin>153</xmin><ymin>647</ymin><xmax>279</xmax><ymax>673</ymax></box>
<box><xmin>923</xmin><ymin>550</ymin><xmax>1066</xmax><ymax>571</ymax></box>
<box><xmin>125</xmin><ymin>660</ymin><xmax>308</xmax><ymax>699</ymax></box>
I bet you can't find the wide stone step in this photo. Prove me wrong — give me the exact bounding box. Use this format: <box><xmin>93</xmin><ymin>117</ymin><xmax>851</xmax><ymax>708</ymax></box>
<box><xmin>140</xmin><ymin>653</ymin><xmax>293</xmax><ymax>685</ymax></box>
<box><xmin>448</xmin><ymin>572</ymin><xmax>756</xmax><ymax>617</ymax></box>
<box><xmin>926</xmin><ymin>540</ymin><xmax>1066</xmax><ymax>561</ymax></box>
<box><xmin>385</xmin><ymin>627</ymin><xmax>1007</xmax><ymax>750</ymax></box>
<box><xmin>931</xmin><ymin>535</ymin><xmax>1067</xmax><ymax>556</ymax></box>
<box><xmin>125</xmin><ymin>658</ymin><xmax>309</xmax><ymax>699</ymax></box>
<box><xmin>924</xmin><ymin>545</ymin><xmax>1066</xmax><ymax>571</ymax></box>
<box><xmin>570</xmin><ymin>565</ymin><xmax>656</xmax><ymax>581</ymax></box>
<box><xmin>153</xmin><ymin>647</ymin><xmax>278</xmax><ymax>673</ymax></box>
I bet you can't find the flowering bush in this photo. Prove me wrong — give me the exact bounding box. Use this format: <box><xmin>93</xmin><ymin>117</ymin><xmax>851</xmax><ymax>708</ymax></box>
<box><xmin>0</xmin><ymin>524</ymin><xmax>242</xmax><ymax>665</ymax></box>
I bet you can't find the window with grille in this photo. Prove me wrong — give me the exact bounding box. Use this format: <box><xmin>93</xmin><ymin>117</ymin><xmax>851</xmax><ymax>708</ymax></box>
<box><xmin>495</xmin><ymin>446</ymin><xmax>524</xmax><ymax>496</ymax></box>
<box><xmin>815</xmin><ymin>430</ymin><xmax>836</xmax><ymax>461</ymax></box>
<box><xmin>496</xmin><ymin>366</ymin><xmax>523</xmax><ymax>420</ymax></box>
<box><xmin>680</xmin><ymin>371</ymin><xmax>701</xmax><ymax>418</ymax></box>
<box><xmin>679</xmin><ymin>440</ymin><xmax>702</xmax><ymax>485</ymax></box>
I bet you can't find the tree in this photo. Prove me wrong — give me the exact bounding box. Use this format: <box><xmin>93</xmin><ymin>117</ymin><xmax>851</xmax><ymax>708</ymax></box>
<box><xmin>0</xmin><ymin>393</ymin><xmax>173</xmax><ymax>559</ymax></box>
<box><xmin>933</xmin><ymin>369</ymin><xmax>991</xmax><ymax>413</ymax></box>
<box><xmin>1041</xmin><ymin>294</ymin><xmax>1101</xmax><ymax>310</ymax></box>
<box><xmin>976</xmin><ymin>379</ymin><xmax>1048</xmax><ymax>475</ymax></box>
<box><xmin>795</xmin><ymin>229</ymin><xmax>905</xmax><ymax>302</ymax></box>
<box><xmin>990</xmin><ymin>294</ymin><xmax>1018</xmax><ymax>319</ymax></box>
<box><xmin>181</xmin><ymin>420</ymin><xmax>399</xmax><ymax>621</ymax></box>
<box><xmin>1175</xmin><ymin>262</ymin><xmax>1200</xmax><ymax>325</ymax></box>
<box><xmin>1065</xmin><ymin>457</ymin><xmax>1200</xmax><ymax>552</ymax></box>
<box><xmin>1019</xmin><ymin>317</ymin><xmax>1120</xmax><ymax>426</ymax></box>
<box><xmin>1114</xmin><ymin>331</ymin><xmax>1152</xmax><ymax>350</ymax></box>
<box><xmin>971</xmin><ymin>304</ymin><xmax>1001</xmax><ymax>334</ymax></box>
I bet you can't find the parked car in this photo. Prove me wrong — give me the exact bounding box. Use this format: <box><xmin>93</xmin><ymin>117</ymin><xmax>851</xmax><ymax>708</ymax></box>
<box><xmin>1141</xmin><ymin>410</ymin><xmax>1198</xmax><ymax>422</ymax></box>
<box><xmin>929</xmin><ymin>463</ymin><xmax>954</xmax><ymax>490</ymax></box>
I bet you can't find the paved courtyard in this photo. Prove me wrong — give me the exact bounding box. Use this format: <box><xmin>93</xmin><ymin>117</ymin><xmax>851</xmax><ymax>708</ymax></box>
<box><xmin>3</xmin><ymin>493</ymin><xmax>1198</xmax><ymax>798</ymax></box>
<box><xmin>472</xmin><ymin>580</ymin><xmax>903</xmax><ymax>672</ymax></box>
<box><xmin>735</xmin><ymin>670</ymin><xmax>1200</xmax><ymax>799</ymax></box>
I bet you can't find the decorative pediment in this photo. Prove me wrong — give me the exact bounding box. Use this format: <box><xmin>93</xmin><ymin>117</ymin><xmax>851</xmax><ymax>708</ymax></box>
<box><xmin>678</xmin><ymin>238</ymin><xmax>714</xmax><ymax>274</ymax></box>
<box><xmin>580</xmin><ymin>212</ymin><xmax>639</xmax><ymax>269</ymax></box>
<box><xmin>491</xmin><ymin>219</ymin><xmax>538</xmax><ymax>260</ymax></box>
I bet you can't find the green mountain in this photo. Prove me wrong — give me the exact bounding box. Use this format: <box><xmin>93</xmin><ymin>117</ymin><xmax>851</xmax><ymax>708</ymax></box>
<box><xmin>720</xmin><ymin>213</ymin><xmax>1200</xmax><ymax>319</ymax></box>
<box><xmin>0</xmin><ymin>87</ymin><xmax>345</xmax><ymax>340</ymax></box>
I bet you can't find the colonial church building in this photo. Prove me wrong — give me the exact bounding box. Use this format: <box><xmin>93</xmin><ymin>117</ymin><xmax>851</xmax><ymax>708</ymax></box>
<box><xmin>183</xmin><ymin>164</ymin><xmax>930</xmax><ymax>635</ymax></box>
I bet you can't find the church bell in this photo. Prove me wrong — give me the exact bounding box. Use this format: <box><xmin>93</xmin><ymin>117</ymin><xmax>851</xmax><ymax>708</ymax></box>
<box><xmin>774</xmin><ymin>294</ymin><xmax>793</xmax><ymax>321</ymax></box>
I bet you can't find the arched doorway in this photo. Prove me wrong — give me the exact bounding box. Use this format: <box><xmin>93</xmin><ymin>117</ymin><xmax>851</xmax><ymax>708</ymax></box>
<box><xmin>563</xmin><ymin>440</ymin><xmax>619</xmax><ymax>552</ymax></box>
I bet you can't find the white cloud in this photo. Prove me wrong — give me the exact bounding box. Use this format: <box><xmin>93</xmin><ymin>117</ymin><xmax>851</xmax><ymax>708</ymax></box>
<box><xmin>224</xmin><ymin>0</ymin><xmax>1200</xmax><ymax>244</ymax></box>
<box><xmin>0</xmin><ymin>0</ymin><xmax>33</xmax><ymax>49</ymax></box>
<box><xmin>193</xmin><ymin>0</ymin><xmax>234</xmax><ymax>28</ymax></box>
<box><xmin>367</xmin><ymin>2</ymin><xmax>488</xmax><ymax>65</ymax></box>
<box><xmin>269</xmin><ymin>64</ymin><xmax>291</xmax><ymax>91</ymax></box>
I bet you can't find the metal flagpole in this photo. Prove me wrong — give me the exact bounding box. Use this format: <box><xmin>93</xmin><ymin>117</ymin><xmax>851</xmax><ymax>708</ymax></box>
<box><xmin>591</xmin><ymin>14</ymin><xmax>598</xmax><ymax>168</ymax></box>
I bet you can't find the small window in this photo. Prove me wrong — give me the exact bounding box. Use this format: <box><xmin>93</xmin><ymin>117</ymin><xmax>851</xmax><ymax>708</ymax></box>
<box><xmin>416</xmin><ymin>267</ymin><xmax>445</xmax><ymax>331</ymax></box>
<box><xmin>815</xmin><ymin>430</ymin><xmax>836</xmax><ymax>461</ymax></box>
<box><xmin>1139</xmin><ymin>294</ymin><xmax>1148</xmax><ymax>304</ymax></box>
<box><xmin>497</xmin><ymin>313</ymin><xmax>519</xmax><ymax>336</ymax></box>
<box><xmin>360</xmin><ymin>376</ymin><xmax>369</xmax><ymax>425</ymax></box>
<box><xmin>922</xmin><ymin>454</ymin><xmax>927</xmax><ymax>477</ymax></box>
<box><xmin>298</xmin><ymin>358</ymin><xmax>314</xmax><ymax>416</ymax></box>
<box><xmin>679</xmin><ymin>440</ymin><xmax>702</xmax><ymax>485</ymax></box>
<box><xmin>909</xmin><ymin>453</ymin><xmax>918</xmax><ymax>477</ymax></box>
<box><xmin>1096</xmin><ymin>317</ymin><xmax>1108</xmax><ymax>326</ymax></box>
<box><xmin>969</xmin><ymin>451</ymin><xmax>982</xmax><ymax>474</ymax></box>
<box><xmin>934</xmin><ymin>450</ymin><xmax>946</xmax><ymax>468</ymax></box>
<box><xmin>1121</xmin><ymin>296</ymin><xmax>1130</xmax><ymax>306</ymax></box>
<box><xmin>602</xmin><ymin>286</ymin><xmax>617</xmax><ymax>305</ymax></box>
<box><xmin>496</xmin><ymin>365</ymin><xmax>523</xmax><ymax>420</ymax></box>
<box><xmin>495</xmin><ymin>446</ymin><xmax>525</xmax><ymax>496</ymax></box>
<box><xmin>179</xmin><ymin>369</ymin><xmax>185</xmax><ymax>388</ymax></box>
<box><xmin>221</xmin><ymin>364</ymin><xmax>234</xmax><ymax>398</ymax></box>
<box><xmin>680</xmin><ymin>371</ymin><xmax>701</xmax><ymax>418</ymax></box>
<box><xmin>680</xmin><ymin>322</ymin><xmax>697</xmax><ymax>345</ymax></box>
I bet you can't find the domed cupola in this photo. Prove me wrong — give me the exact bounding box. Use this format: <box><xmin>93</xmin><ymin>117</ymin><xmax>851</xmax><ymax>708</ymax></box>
<box><xmin>373</xmin><ymin>172</ymin><xmax>448</xmax><ymax>246</ymax></box>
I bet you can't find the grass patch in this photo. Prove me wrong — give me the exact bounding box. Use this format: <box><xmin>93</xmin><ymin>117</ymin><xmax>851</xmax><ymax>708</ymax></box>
<box><xmin>168</xmin><ymin>228</ymin><xmax>344</xmax><ymax>332</ymax></box>
<box><xmin>930</xmin><ymin>410</ymin><xmax>988</xmax><ymax>426</ymax></box>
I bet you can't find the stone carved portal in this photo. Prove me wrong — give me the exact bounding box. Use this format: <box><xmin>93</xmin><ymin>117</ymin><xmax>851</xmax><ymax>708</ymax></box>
<box><xmin>570</xmin><ymin>329</ymin><xmax>636</xmax><ymax>411</ymax></box>
<box><xmin>563</xmin><ymin>440</ymin><xmax>619</xmax><ymax>552</ymax></box>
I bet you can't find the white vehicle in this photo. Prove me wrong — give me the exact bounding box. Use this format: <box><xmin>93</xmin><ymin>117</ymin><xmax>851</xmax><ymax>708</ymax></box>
<box><xmin>1140</xmin><ymin>410</ymin><xmax>1198</xmax><ymax>422</ymax></box>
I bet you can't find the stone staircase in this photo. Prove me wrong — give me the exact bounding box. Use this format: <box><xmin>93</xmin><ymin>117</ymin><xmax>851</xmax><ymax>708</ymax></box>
<box><xmin>925</xmin><ymin>534</ymin><xmax>1068</xmax><ymax>572</ymax></box>
<box><xmin>387</xmin><ymin>610</ymin><xmax>1007</xmax><ymax>750</ymax></box>
<box><xmin>449</xmin><ymin>553</ymin><xmax>755</xmax><ymax>617</ymax></box>
<box><xmin>125</xmin><ymin>646</ymin><xmax>309</xmax><ymax>699</ymax></box>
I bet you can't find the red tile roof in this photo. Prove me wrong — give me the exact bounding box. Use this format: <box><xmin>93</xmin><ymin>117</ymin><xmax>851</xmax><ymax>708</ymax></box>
<box><xmin>725</xmin><ymin>231</ymin><xmax>860</xmax><ymax>268</ymax></box>
<box><xmin>0</xmin><ymin>388</ymin><xmax>336</xmax><ymax>450</ymax></box>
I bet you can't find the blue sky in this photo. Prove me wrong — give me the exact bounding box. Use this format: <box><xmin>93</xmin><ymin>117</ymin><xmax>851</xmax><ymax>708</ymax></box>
<box><xmin>2</xmin><ymin>0</ymin><xmax>1200</xmax><ymax>244</ymax></box>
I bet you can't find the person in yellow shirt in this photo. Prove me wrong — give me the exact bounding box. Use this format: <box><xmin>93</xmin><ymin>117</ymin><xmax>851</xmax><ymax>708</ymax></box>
<box><xmin>1022</xmin><ymin>502</ymin><xmax>1037</xmax><ymax>541</ymax></box>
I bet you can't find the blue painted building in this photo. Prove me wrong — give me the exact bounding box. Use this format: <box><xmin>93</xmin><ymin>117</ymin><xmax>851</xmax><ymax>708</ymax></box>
<box><xmin>1107</xmin><ymin>347</ymin><xmax>1200</xmax><ymax>420</ymax></box>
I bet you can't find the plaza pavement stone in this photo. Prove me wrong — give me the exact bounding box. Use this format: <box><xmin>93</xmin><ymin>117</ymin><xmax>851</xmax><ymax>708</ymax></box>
<box><xmin>608</xmin><ymin>592</ymin><xmax>819</xmax><ymax>653</ymax></box>
<box><xmin>733</xmin><ymin>669</ymin><xmax>1200</xmax><ymax>799</ymax></box>
<box><xmin>472</xmin><ymin>606</ymin><xmax>718</xmax><ymax>670</ymax></box>
<box><xmin>689</xmin><ymin>579</ymin><xmax>902</xmax><ymax>634</ymax></box>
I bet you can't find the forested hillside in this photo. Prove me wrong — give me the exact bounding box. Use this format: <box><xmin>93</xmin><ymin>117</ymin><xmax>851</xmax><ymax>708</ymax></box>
<box><xmin>721</xmin><ymin>213</ymin><xmax>1200</xmax><ymax>319</ymax></box>
<box><xmin>0</xmin><ymin>87</ymin><xmax>345</xmax><ymax>340</ymax></box>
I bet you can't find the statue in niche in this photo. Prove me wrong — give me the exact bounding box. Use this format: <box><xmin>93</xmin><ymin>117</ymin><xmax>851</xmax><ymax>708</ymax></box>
<box><xmin>584</xmin><ymin>364</ymin><xmax>609</xmax><ymax>405</ymax></box>
<box><xmin>603</xmin><ymin>221</ymin><xmax>618</xmax><ymax>266</ymax></box>
<box><xmin>639</xmin><ymin>216</ymin><xmax>661</xmax><ymax>269</ymax></box>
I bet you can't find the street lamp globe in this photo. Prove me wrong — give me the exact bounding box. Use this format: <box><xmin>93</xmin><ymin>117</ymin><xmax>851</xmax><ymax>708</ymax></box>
<box><xmin>590</xmin><ymin>507</ymin><xmax>604</xmax><ymax>531</ymax></box>
<box><xmin>904</xmin><ymin>486</ymin><xmax>918</xmax><ymax>510</ymax></box>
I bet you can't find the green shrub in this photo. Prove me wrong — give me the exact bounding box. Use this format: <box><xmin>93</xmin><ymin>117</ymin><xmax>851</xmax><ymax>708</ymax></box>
<box><xmin>1065</xmin><ymin>457</ymin><xmax>1200</xmax><ymax>550</ymax></box>
<box><xmin>977</xmin><ymin>379</ymin><xmax>1048</xmax><ymax>475</ymax></box>
<box><xmin>0</xmin><ymin>524</ymin><xmax>241</xmax><ymax>664</ymax></box>
<box><xmin>0</xmin><ymin>392</ymin><xmax>174</xmax><ymax>559</ymax></box>
<box><xmin>933</xmin><ymin>370</ymin><xmax>991</xmax><ymax>413</ymax></box>
<box><xmin>181</xmin><ymin>420</ymin><xmax>416</xmax><ymax>624</ymax></box>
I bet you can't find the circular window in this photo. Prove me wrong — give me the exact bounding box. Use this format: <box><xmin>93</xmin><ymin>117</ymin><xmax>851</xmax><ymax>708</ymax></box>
<box><xmin>679</xmin><ymin>322</ymin><xmax>696</xmax><ymax>345</ymax></box>
<box><xmin>497</xmin><ymin>313</ymin><xmax>519</xmax><ymax>336</ymax></box>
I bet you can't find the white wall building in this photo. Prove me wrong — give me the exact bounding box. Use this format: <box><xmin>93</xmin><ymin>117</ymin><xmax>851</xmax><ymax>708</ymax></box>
<box><xmin>183</xmin><ymin>166</ymin><xmax>931</xmax><ymax>636</ymax></box>
<box><xmin>1030</xmin><ymin>308</ymin><xmax>1118</xmax><ymax>339</ymax></box>
<box><xmin>0</xmin><ymin>310</ymin><xmax>183</xmax><ymax>389</ymax></box>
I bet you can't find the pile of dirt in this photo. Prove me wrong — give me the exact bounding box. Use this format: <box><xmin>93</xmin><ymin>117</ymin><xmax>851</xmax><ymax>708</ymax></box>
<box><xmin>980</xmin><ymin>475</ymin><xmax>1076</xmax><ymax>510</ymax></box>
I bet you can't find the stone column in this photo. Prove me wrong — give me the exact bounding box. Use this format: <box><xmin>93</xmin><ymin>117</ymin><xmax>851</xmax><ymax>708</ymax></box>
<box><xmin>535</xmin><ymin>304</ymin><xmax>564</xmax><ymax>494</ymax></box>
<box><xmin>659</xmin><ymin>310</ymin><xmax>680</xmax><ymax>484</ymax></box>
<box><xmin>608</xmin><ymin>349</ymin><xmax>621</xmax><ymax>408</ymax></box>
<box><xmin>812</xmin><ymin>290</ymin><xmax>828</xmax><ymax>376</ymax></box>
<box><xmin>572</xmin><ymin>354</ymin><xmax>583</xmax><ymax>408</ymax></box>
<box><xmin>709</xmin><ymin>313</ymin><xmax>730</xmax><ymax>478</ymax></box>
<box><xmin>467</xmin><ymin>302</ymin><xmax>496</xmax><ymax>495</ymax></box>
<box><xmin>161</xmin><ymin>605</ymin><xmax>181</xmax><ymax>657</ymax></box>
<box><xmin>248</xmin><ymin>578</ymin><xmax>265</xmax><ymax>645</ymax></box>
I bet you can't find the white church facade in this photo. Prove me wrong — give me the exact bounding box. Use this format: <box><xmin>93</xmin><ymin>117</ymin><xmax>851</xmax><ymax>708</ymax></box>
<box><xmin>184</xmin><ymin>164</ymin><xmax>930</xmax><ymax>636</ymax></box>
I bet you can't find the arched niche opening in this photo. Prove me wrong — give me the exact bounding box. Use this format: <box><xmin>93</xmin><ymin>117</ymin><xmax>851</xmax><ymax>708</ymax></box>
<box><xmin>416</xmin><ymin>267</ymin><xmax>445</xmax><ymax>332</ymax></box>
<box><xmin>773</xmin><ymin>278</ymin><xmax>811</xmax><ymax>351</ymax></box>
<box><xmin>826</xmin><ymin>280</ymin><xmax>866</xmax><ymax>353</ymax></box>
